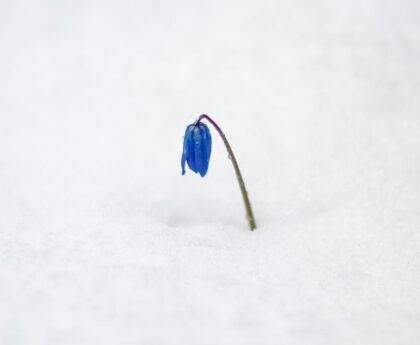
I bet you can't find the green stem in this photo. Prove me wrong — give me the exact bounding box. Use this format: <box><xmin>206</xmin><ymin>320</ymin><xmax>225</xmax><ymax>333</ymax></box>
<box><xmin>197</xmin><ymin>114</ymin><xmax>257</xmax><ymax>231</ymax></box>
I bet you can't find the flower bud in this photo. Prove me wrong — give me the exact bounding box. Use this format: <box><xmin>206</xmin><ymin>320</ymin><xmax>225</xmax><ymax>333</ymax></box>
<box><xmin>181</xmin><ymin>122</ymin><xmax>212</xmax><ymax>177</ymax></box>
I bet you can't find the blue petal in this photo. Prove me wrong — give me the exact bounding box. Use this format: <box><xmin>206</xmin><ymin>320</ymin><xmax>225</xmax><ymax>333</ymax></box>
<box><xmin>186</xmin><ymin>126</ymin><xmax>197</xmax><ymax>173</ymax></box>
<box><xmin>181</xmin><ymin>150</ymin><xmax>187</xmax><ymax>175</ymax></box>
<box><xmin>181</xmin><ymin>125</ymin><xmax>194</xmax><ymax>175</ymax></box>
<box><xmin>194</xmin><ymin>124</ymin><xmax>211</xmax><ymax>177</ymax></box>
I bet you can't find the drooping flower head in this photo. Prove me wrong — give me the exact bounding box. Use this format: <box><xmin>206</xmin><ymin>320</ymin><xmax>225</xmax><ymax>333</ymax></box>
<box><xmin>181</xmin><ymin>121</ymin><xmax>212</xmax><ymax>177</ymax></box>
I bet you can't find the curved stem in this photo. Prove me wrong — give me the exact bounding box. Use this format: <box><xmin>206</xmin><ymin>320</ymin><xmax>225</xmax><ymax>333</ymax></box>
<box><xmin>197</xmin><ymin>114</ymin><xmax>257</xmax><ymax>231</ymax></box>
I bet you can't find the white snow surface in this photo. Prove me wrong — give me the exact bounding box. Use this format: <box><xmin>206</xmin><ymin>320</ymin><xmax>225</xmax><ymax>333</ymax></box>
<box><xmin>1</xmin><ymin>0</ymin><xmax>420</xmax><ymax>344</ymax></box>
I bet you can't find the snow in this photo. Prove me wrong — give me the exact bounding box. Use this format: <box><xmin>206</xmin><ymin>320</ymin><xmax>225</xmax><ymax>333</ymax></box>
<box><xmin>1</xmin><ymin>0</ymin><xmax>420</xmax><ymax>344</ymax></box>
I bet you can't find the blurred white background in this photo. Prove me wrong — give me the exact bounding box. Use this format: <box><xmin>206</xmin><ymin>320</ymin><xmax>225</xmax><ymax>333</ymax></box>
<box><xmin>0</xmin><ymin>0</ymin><xmax>419</xmax><ymax>344</ymax></box>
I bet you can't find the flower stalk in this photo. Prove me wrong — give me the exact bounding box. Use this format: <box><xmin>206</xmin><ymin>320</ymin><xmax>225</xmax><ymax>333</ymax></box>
<box><xmin>196</xmin><ymin>114</ymin><xmax>256</xmax><ymax>231</ymax></box>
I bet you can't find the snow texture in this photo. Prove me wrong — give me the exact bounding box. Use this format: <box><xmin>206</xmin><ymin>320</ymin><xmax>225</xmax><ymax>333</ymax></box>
<box><xmin>1</xmin><ymin>0</ymin><xmax>419</xmax><ymax>344</ymax></box>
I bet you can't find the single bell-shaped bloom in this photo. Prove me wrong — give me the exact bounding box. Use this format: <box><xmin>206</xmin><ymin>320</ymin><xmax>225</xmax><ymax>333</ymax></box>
<box><xmin>181</xmin><ymin>122</ymin><xmax>212</xmax><ymax>177</ymax></box>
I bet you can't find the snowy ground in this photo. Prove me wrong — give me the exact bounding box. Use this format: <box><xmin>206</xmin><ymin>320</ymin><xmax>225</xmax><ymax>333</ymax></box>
<box><xmin>1</xmin><ymin>0</ymin><xmax>420</xmax><ymax>344</ymax></box>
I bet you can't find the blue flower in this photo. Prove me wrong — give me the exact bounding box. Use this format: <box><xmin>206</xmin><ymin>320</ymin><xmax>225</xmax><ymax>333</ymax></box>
<box><xmin>181</xmin><ymin>122</ymin><xmax>212</xmax><ymax>177</ymax></box>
